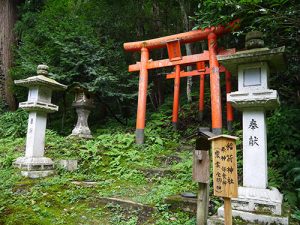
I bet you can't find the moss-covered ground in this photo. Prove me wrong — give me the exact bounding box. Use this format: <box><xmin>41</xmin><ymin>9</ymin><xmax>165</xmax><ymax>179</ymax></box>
<box><xmin>0</xmin><ymin>108</ymin><xmax>298</xmax><ymax>224</ymax></box>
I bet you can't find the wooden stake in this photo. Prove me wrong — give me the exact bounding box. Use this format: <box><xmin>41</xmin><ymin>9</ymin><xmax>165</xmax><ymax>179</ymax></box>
<box><xmin>224</xmin><ymin>197</ymin><xmax>232</xmax><ymax>225</ymax></box>
<box><xmin>196</xmin><ymin>182</ymin><xmax>209</xmax><ymax>225</ymax></box>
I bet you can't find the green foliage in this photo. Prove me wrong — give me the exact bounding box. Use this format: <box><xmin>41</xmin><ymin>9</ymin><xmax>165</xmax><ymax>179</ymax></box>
<box><xmin>286</xmin><ymin>163</ymin><xmax>300</xmax><ymax>221</ymax></box>
<box><xmin>12</xmin><ymin>0</ymin><xmax>134</xmax><ymax>102</ymax></box>
<box><xmin>0</xmin><ymin>138</ymin><xmax>24</xmax><ymax>169</ymax></box>
<box><xmin>193</xmin><ymin>0</ymin><xmax>299</xmax><ymax>34</ymax></box>
<box><xmin>3</xmin><ymin>1</ymin><xmax>300</xmax><ymax>223</ymax></box>
<box><xmin>267</xmin><ymin>107</ymin><xmax>300</xmax><ymax>220</ymax></box>
<box><xmin>267</xmin><ymin>107</ymin><xmax>300</xmax><ymax>169</ymax></box>
<box><xmin>154</xmin><ymin>207</ymin><xmax>195</xmax><ymax>225</ymax></box>
<box><xmin>192</xmin><ymin>0</ymin><xmax>300</xmax><ymax>105</ymax></box>
<box><xmin>0</xmin><ymin>104</ymin><xmax>198</xmax><ymax>224</ymax></box>
<box><xmin>0</xmin><ymin>109</ymin><xmax>28</xmax><ymax>138</ymax></box>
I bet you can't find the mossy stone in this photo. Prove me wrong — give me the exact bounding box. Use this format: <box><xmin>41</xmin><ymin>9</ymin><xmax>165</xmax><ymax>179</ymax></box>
<box><xmin>245</xmin><ymin>31</ymin><xmax>263</xmax><ymax>41</ymax></box>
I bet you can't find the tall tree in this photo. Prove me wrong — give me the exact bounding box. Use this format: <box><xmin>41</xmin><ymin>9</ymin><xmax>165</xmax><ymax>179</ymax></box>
<box><xmin>0</xmin><ymin>0</ymin><xmax>17</xmax><ymax>110</ymax></box>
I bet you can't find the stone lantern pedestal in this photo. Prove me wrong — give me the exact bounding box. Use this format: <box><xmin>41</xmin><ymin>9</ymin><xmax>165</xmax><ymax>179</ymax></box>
<box><xmin>70</xmin><ymin>86</ymin><xmax>94</xmax><ymax>139</ymax></box>
<box><xmin>214</xmin><ymin>33</ymin><xmax>288</xmax><ymax>224</ymax></box>
<box><xmin>14</xmin><ymin>65</ymin><xmax>67</xmax><ymax>178</ymax></box>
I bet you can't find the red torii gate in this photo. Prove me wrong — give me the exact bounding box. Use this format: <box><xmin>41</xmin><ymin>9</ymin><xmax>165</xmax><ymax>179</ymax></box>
<box><xmin>124</xmin><ymin>20</ymin><xmax>239</xmax><ymax>144</ymax></box>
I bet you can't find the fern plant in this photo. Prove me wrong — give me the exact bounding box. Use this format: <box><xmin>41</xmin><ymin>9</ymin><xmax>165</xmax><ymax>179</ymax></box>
<box><xmin>0</xmin><ymin>109</ymin><xmax>28</xmax><ymax>138</ymax></box>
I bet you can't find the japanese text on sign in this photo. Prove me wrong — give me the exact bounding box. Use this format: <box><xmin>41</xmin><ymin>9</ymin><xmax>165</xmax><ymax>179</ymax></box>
<box><xmin>211</xmin><ymin>136</ymin><xmax>238</xmax><ymax>198</ymax></box>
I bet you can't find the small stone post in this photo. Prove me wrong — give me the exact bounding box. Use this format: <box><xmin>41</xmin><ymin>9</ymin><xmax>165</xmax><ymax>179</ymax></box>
<box><xmin>14</xmin><ymin>65</ymin><xmax>67</xmax><ymax>178</ymax></box>
<box><xmin>216</xmin><ymin>32</ymin><xmax>288</xmax><ymax>224</ymax></box>
<box><xmin>70</xmin><ymin>85</ymin><xmax>94</xmax><ymax>139</ymax></box>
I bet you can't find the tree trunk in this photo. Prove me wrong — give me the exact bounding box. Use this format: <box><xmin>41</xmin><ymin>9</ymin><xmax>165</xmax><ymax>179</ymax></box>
<box><xmin>177</xmin><ymin>0</ymin><xmax>193</xmax><ymax>102</ymax></box>
<box><xmin>151</xmin><ymin>0</ymin><xmax>165</xmax><ymax>107</ymax></box>
<box><xmin>186</xmin><ymin>43</ymin><xmax>193</xmax><ymax>103</ymax></box>
<box><xmin>0</xmin><ymin>0</ymin><xmax>17</xmax><ymax>110</ymax></box>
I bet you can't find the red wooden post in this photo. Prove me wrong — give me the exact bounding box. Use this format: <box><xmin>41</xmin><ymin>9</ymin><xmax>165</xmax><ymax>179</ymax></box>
<box><xmin>197</xmin><ymin>62</ymin><xmax>205</xmax><ymax>121</ymax></box>
<box><xmin>225</xmin><ymin>69</ymin><xmax>233</xmax><ymax>131</ymax></box>
<box><xmin>208</xmin><ymin>33</ymin><xmax>222</xmax><ymax>135</ymax></box>
<box><xmin>136</xmin><ymin>47</ymin><xmax>149</xmax><ymax>144</ymax></box>
<box><xmin>172</xmin><ymin>64</ymin><xmax>181</xmax><ymax>129</ymax></box>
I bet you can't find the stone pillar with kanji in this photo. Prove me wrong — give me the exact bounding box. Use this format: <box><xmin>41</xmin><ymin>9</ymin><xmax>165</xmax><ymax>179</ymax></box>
<box><xmin>13</xmin><ymin>65</ymin><xmax>67</xmax><ymax>178</ymax></box>
<box><xmin>217</xmin><ymin>31</ymin><xmax>288</xmax><ymax>224</ymax></box>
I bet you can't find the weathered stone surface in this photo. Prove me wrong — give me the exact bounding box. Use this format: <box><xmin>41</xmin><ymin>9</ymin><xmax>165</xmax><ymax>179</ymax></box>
<box><xmin>19</xmin><ymin>102</ymin><xmax>58</xmax><ymax>113</ymax></box>
<box><xmin>14</xmin><ymin>65</ymin><xmax>66</xmax><ymax>178</ymax></box>
<box><xmin>238</xmin><ymin>62</ymin><xmax>270</xmax><ymax>91</ymax></box>
<box><xmin>14</xmin><ymin>75</ymin><xmax>67</xmax><ymax>90</ymax></box>
<box><xmin>164</xmin><ymin>195</ymin><xmax>197</xmax><ymax>214</ymax></box>
<box><xmin>57</xmin><ymin>159</ymin><xmax>78</xmax><ymax>171</ymax></box>
<box><xmin>242</xmin><ymin>110</ymin><xmax>269</xmax><ymax>189</ymax></box>
<box><xmin>21</xmin><ymin>170</ymin><xmax>54</xmax><ymax>178</ymax></box>
<box><xmin>245</xmin><ymin>31</ymin><xmax>263</xmax><ymax>42</ymax></box>
<box><xmin>218</xmin><ymin>206</ymin><xmax>288</xmax><ymax>225</ymax></box>
<box><xmin>37</xmin><ymin>64</ymin><xmax>49</xmax><ymax>71</ymax></box>
<box><xmin>227</xmin><ymin>89</ymin><xmax>279</xmax><ymax>110</ymax></box>
<box><xmin>70</xmin><ymin>86</ymin><xmax>94</xmax><ymax>139</ymax></box>
<box><xmin>232</xmin><ymin>187</ymin><xmax>283</xmax><ymax>216</ymax></box>
<box><xmin>217</xmin><ymin>46</ymin><xmax>286</xmax><ymax>74</ymax></box>
<box><xmin>71</xmin><ymin>108</ymin><xmax>93</xmax><ymax>139</ymax></box>
<box><xmin>14</xmin><ymin>157</ymin><xmax>54</xmax><ymax>170</ymax></box>
<box><xmin>246</xmin><ymin>39</ymin><xmax>265</xmax><ymax>49</ymax></box>
<box><xmin>14</xmin><ymin>65</ymin><xmax>66</xmax><ymax>90</ymax></box>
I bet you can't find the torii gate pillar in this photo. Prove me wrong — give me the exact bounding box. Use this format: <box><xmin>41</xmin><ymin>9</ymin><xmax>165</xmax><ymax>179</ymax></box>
<box><xmin>208</xmin><ymin>33</ymin><xmax>222</xmax><ymax>135</ymax></box>
<box><xmin>136</xmin><ymin>47</ymin><xmax>149</xmax><ymax>144</ymax></box>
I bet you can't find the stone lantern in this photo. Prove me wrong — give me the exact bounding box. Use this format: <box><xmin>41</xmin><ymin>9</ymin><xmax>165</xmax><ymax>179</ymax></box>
<box><xmin>70</xmin><ymin>85</ymin><xmax>94</xmax><ymax>139</ymax></box>
<box><xmin>216</xmin><ymin>32</ymin><xmax>288</xmax><ymax>224</ymax></box>
<box><xmin>14</xmin><ymin>65</ymin><xmax>67</xmax><ymax>178</ymax></box>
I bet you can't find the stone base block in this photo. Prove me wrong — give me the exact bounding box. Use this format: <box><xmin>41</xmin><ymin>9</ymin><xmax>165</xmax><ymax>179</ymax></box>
<box><xmin>57</xmin><ymin>159</ymin><xmax>78</xmax><ymax>171</ymax></box>
<box><xmin>218</xmin><ymin>206</ymin><xmax>288</xmax><ymax>225</ymax></box>
<box><xmin>70</xmin><ymin>133</ymin><xmax>92</xmax><ymax>139</ymax></box>
<box><xmin>232</xmin><ymin>187</ymin><xmax>283</xmax><ymax>215</ymax></box>
<box><xmin>21</xmin><ymin>170</ymin><xmax>54</xmax><ymax>178</ymax></box>
<box><xmin>14</xmin><ymin>157</ymin><xmax>54</xmax><ymax>171</ymax></box>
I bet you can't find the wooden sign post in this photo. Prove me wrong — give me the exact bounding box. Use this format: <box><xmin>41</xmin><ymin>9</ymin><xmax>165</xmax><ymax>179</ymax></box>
<box><xmin>192</xmin><ymin>128</ymin><xmax>215</xmax><ymax>225</ymax></box>
<box><xmin>208</xmin><ymin>135</ymin><xmax>238</xmax><ymax>225</ymax></box>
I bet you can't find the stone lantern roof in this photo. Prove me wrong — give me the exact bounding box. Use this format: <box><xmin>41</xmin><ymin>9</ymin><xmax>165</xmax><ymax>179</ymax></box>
<box><xmin>14</xmin><ymin>65</ymin><xmax>67</xmax><ymax>91</ymax></box>
<box><xmin>14</xmin><ymin>65</ymin><xmax>67</xmax><ymax>113</ymax></box>
<box><xmin>218</xmin><ymin>31</ymin><xmax>286</xmax><ymax>74</ymax></box>
<box><xmin>217</xmin><ymin>46</ymin><xmax>286</xmax><ymax>75</ymax></box>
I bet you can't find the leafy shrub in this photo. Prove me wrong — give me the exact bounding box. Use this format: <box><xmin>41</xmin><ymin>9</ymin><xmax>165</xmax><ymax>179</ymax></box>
<box><xmin>0</xmin><ymin>109</ymin><xmax>28</xmax><ymax>138</ymax></box>
<box><xmin>267</xmin><ymin>107</ymin><xmax>300</xmax><ymax>174</ymax></box>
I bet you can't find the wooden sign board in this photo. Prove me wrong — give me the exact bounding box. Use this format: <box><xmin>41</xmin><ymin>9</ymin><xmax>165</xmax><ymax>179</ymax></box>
<box><xmin>192</xmin><ymin>150</ymin><xmax>210</xmax><ymax>183</ymax></box>
<box><xmin>166</xmin><ymin>39</ymin><xmax>182</xmax><ymax>61</ymax></box>
<box><xmin>209</xmin><ymin>135</ymin><xmax>238</xmax><ymax>198</ymax></box>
